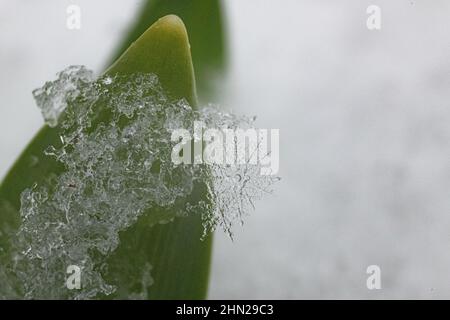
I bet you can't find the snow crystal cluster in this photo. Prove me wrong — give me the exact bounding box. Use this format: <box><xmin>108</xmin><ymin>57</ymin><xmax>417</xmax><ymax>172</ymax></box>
<box><xmin>11</xmin><ymin>66</ymin><xmax>279</xmax><ymax>299</ymax></box>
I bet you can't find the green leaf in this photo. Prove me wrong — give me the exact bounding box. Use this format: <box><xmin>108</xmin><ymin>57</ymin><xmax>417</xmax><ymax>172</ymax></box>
<box><xmin>102</xmin><ymin>15</ymin><xmax>212</xmax><ymax>299</ymax></box>
<box><xmin>0</xmin><ymin>15</ymin><xmax>211</xmax><ymax>299</ymax></box>
<box><xmin>109</xmin><ymin>0</ymin><xmax>227</xmax><ymax>102</ymax></box>
<box><xmin>106</xmin><ymin>14</ymin><xmax>198</xmax><ymax>105</ymax></box>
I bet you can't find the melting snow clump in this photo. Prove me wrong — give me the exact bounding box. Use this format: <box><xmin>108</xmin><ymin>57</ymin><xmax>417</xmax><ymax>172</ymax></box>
<box><xmin>32</xmin><ymin>66</ymin><xmax>94</xmax><ymax>127</ymax></box>
<box><xmin>12</xmin><ymin>66</ymin><xmax>279</xmax><ymax>299</ymax></box>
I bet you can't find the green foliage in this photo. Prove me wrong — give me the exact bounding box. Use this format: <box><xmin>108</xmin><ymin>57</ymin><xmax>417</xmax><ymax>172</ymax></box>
<box><xmin>110</xmin><ymin>0</ymin><xmax>227</xmax><ymax>101</ymax></box>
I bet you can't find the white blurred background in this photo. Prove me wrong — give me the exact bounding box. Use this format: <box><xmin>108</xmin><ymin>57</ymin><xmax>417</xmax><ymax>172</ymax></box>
<box><xmin>1</xmin><ymin>0</ymin><xmax>450</xmax><ymax>298</ymax></box>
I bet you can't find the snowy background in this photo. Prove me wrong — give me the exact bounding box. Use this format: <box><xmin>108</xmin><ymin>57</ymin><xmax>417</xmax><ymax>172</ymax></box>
<box><xmin>1</xmin><ymin>0</ymin><xmax>450</xmax><ymax>298</ymax></box>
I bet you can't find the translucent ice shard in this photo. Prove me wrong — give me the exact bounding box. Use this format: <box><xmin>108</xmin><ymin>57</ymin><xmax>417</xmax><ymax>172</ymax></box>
<box><xmin>32</xmin><ymin>66</ymin><xmax>94</xmax><ymax>127</ymax></box>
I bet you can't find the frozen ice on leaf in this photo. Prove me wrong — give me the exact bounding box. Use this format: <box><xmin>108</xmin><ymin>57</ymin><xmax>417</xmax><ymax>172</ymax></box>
<box><xmin>10</xmin><ymin>66</ymin><xmax>279</xmax><ymax>299</ymax></box>
<box><xmin>32</xmin><ymin>66</ymin><xmax>94</xmax><ymax>127</ymax></box>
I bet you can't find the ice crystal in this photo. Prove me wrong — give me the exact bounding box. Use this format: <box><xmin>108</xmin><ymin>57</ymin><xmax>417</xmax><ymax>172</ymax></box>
<box><xmin>32</xmin><ymin>66</ymin><xmax>94</xmax><ymax>127</ymax></box>
<box><xmin>12</xmin><ymin>66</ymin><xmax>279</xmax><ymax>299</ymax></box>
